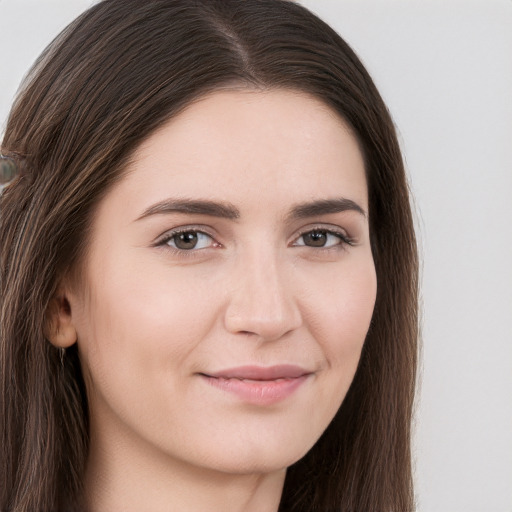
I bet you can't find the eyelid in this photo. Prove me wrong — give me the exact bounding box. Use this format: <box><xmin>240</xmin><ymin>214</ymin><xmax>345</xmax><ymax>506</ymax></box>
<box><xmin>153</xmin><ymin>225</ymin><xmax>220</xmax><ymax>250</ymax></box>
<box><xmin>290</xmin><ymin>224</ymin><xmax>355</xmax><ymax>247</ymax></box>
<box><xmin>152</xmin><ymin>223</ymin><xmax>355</xmax><ymax>255</ymax></box>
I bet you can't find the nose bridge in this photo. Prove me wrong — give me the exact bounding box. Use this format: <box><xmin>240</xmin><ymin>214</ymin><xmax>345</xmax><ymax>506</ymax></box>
<box><xmin>223</xmin><ymin>244</ymin><xmax>301</xmax><ymax>341</ymax></box>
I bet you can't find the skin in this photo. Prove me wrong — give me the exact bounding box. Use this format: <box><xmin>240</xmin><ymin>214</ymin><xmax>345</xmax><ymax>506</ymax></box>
<box><xmin>51</xmin><ymin>89</ymin><xmax>377</xmax><ymax>512</ymax></box>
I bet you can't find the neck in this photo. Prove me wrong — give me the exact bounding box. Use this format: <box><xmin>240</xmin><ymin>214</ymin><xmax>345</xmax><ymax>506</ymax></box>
<box><xmin>83</xmin><ymin>419</ymin><xmax>286</xmax><ymax>512</ymax></box>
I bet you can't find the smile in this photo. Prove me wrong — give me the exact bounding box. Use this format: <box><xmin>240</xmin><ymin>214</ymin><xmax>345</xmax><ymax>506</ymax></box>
<box><xmin>199</xmin><ymin>365</ymin><xmax>312</xmax><ymax>405</ymax></box>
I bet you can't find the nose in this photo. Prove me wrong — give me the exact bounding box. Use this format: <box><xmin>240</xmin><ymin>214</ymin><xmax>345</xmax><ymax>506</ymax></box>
<box><xmin>223</xmin><ymin>251</ymin><xmax>302</xmax><ymax>342</ymax></box>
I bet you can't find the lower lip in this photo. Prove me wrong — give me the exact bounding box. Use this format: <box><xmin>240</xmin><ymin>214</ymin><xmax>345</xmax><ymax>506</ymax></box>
<box><xmin>201</xmin><ymin>374</ymin><xmax>310</xmax><ymax>405</ymax></box>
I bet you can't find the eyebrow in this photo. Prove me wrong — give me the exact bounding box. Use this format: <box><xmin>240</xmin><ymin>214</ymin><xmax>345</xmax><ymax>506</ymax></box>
<box><xmin>136</xmin><ymin>198</ymin><xmax>240</xmax><ymax>221</ymax></box>
<box><xmin>287</xmin><ymin>197</ymin><xmax>367</xmax><ymax>220</ymax></box>
<box><xmin>135</xmin><ymin>196</ymin><xmax>366</xmax><ymax>222</ymax></box>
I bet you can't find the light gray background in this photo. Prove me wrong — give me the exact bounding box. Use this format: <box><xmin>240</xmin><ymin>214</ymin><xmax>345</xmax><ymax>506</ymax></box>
<box><xmin>1</xmin><ymin>1</ymin><xmax>511</xmax><ymax>511</ymax></box>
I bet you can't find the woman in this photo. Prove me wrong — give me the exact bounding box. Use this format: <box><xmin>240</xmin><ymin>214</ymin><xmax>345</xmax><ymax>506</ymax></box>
<box><xmin>0</xmin><ymin>0</ymin><xmax>418</xmax><ymax>510</ymax></box>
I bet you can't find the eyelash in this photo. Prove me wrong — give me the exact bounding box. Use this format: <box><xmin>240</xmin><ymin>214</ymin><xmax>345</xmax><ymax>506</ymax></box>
<box><xmin>154</xmin><ymin>225</ymin><xmax>354</xmax><ymax>254</ymax></box>
<box><xmin>293</xmin><ymin>225</ymin><xmax>354</xmax><ymax>249</ymax></box>
<box><xmin>155</xmin><ymin>227</ymin><xmax>219</xmax><ymax>254</ymax></box>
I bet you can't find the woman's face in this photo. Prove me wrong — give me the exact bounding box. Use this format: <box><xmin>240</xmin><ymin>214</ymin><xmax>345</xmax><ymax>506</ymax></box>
<box><xmin>68</xmin><ymin>89</ymin><xmax>377</xmax><ymax>476</ymax></box>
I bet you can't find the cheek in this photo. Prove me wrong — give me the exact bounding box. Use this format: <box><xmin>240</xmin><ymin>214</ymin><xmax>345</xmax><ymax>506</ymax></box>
<box><xmin>301</xmin><ymin>256</ymin><xmax>377</xmax><ymax>395</ymax></box>
<box><xmin>304</xmin><ymin>253</ymin><xmax>376</xmax><ymax>339</ymax></box>
<box><xmin>72</xmin><ymin>254</ymin><xmax>221</xmax><ymax>390</ymax></box>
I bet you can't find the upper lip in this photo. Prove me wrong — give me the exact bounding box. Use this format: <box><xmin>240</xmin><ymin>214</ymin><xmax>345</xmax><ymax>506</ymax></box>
<box><xmin>203</xmin><ymin>365</ymin><xmax>311</xmax><ymax>380</ymax></box>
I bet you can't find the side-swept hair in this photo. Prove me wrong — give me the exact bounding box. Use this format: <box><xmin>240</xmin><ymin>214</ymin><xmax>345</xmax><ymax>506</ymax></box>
<box><xmin>0</xmin><ymin>1</ymin><xmax>418</xmax><ymax>510</ymax></box>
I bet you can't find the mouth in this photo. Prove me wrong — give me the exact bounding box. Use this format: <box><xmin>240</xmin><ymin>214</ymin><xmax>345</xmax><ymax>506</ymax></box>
<box><xmin>199</xmin><ymin>365</ymin><xmax>313</xmax><ymax>405</ymax></box>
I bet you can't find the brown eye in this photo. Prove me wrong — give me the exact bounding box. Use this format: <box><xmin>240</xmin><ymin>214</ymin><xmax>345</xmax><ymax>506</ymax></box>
<box><xmin>163</xmin><ymin>230</ymin><xmax>214</xmax><ymax>251</ymax></box>
<box><xmin>294</xmin><ymin>229</ymin><xmax>349</xmax><ymax>249</ymax></box>
<box><xmin>302</xmin><ymin>230</ymin><xmax>329</xmax><ymax>247</ymax></box>
<box><xmin>173</xmin><ymin>232</ymin><xmax>198</xmax><ymax>250</ymax></box>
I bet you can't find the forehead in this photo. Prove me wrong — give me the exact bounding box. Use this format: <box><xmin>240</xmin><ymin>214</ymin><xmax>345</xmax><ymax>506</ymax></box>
<box><xmin>113</xmin><ymin>88</ymin><xmax>368</xmax><ymax>216</ymax></box>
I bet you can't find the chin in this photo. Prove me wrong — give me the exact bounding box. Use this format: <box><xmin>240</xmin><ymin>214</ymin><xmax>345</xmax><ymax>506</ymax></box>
<box><xmin>182</xmin><ymin>427</ymin><xmax>320</xmax><ymax>477</ymax></box>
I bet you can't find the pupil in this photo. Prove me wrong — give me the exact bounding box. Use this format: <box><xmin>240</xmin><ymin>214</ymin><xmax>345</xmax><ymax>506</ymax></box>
<box><xmin>305</xmin><ymin>231</ymin><xmax>327</xmax><ymax>247</ymax></box>
<box><xmin>175</xmin><ymin>232</ymin><xmax>198</xmax><ymax>249</ymax></box>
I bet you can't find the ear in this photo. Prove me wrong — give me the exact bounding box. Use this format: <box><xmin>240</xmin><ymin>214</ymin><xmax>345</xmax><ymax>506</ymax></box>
<box><xmin>44</xmin><ymin>287</ymin><xmax>77</xmax><ymax>348</ymax></box>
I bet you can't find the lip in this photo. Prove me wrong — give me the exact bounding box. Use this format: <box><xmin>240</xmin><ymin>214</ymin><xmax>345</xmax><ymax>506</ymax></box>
<box><xmin>199</xmin><ymin>365</ymin><xmax>312</xmax><ymax>405</ymax></box>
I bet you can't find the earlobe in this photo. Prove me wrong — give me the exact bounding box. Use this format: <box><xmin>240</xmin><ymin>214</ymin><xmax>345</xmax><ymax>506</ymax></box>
<box><xmin>44</xmin><ymin>289</ymin><xmax>78</xmax><ymax>348</ymax></box>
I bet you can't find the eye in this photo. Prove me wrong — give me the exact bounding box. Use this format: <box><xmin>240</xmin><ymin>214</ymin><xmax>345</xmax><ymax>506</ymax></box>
<box><xmin>160</xmin><ymin>230</ymin><xmax>215</xmax><ymax>251</ymax></box>
<box><xmin>294</xmin><ymin>229</ymin><xmax>351</xmax><ymax>248</ymax></box>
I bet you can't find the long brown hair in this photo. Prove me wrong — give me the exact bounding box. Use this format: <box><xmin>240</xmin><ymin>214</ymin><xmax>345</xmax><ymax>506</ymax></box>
<box><xmin>0</xmin><ymin>1</ymin><xmax>418</xmax><ymax>510</ymax></box>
